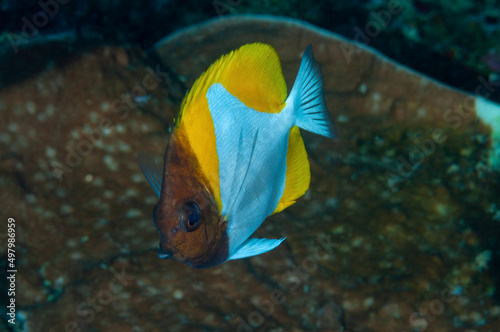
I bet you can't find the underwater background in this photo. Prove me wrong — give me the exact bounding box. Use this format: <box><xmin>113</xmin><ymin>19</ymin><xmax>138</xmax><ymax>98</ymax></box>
<box><xmin>1</xmin><ymin>0</ymin><xmax>500</xmax><ymax>331</ymax></box>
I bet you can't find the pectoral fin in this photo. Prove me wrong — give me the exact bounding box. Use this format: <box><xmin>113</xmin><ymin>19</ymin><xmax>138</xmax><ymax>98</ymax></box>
<box><xmin>137</xmin><ymin>151</ymin><xmax>163</xmax><ymax>198</ymax></box>
<box><xmin>229</xmin><ymin>237</ymin><xmax>286</xmax><ymax>260</ymax></box>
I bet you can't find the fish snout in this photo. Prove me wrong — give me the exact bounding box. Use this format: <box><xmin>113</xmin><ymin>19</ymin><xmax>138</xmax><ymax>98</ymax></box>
<box><xmin>158</xmin><ymin>247</ymin><xmax>173</xmax><ymax>259</ymax></box>
<box><xmin>158</xmin><ymin>230</ymin><xmax>177</xmax><ymax>259</ymax></box>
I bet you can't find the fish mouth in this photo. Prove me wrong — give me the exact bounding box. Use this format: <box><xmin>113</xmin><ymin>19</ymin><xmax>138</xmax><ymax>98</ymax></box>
<box><xmin>158</xmin><ymin>247</ymin><xmax>173</xmax><ymax>259</ymax></box>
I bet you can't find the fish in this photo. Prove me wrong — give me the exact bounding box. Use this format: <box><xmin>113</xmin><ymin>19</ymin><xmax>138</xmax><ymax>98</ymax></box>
<box><xmin>138</xmin><ymin>42</ymin><xmax>336</xmax><ymax>268</ymax></box>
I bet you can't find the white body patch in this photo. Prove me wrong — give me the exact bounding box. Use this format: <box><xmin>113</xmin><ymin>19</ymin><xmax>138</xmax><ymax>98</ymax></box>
<box><xmin>207</xmin><ymin>83</ymin><xmax>294</xmax><ymax>257</ymax></box>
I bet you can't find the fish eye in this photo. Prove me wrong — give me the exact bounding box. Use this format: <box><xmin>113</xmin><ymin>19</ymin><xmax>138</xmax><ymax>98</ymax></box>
<box><xmin>179</xmin><ymin>201</ymin><xmax>201</xmax><ymax>232</ymax></box>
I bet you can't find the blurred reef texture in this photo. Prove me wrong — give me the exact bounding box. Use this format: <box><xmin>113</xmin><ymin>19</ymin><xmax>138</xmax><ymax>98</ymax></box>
<box><xmin>1</xmin><ymin>0</ymin><xmax>500</xmax><ymax>98</ymax></box>
<box><xmin>1</xmin><ymin>2</ymin><xmax>500</xmax><ymax>332</ymax></box>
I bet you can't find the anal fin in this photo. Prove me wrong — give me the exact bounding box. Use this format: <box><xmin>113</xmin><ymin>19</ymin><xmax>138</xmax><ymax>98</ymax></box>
<box><xmin>229</xmin><ymin>237</ymin><xmax>286</xmax><ymax>260</ymax></box>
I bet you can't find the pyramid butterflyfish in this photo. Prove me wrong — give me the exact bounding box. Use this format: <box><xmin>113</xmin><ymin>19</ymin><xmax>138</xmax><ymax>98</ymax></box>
<box><xmin>138</xmin><ymin>43</ymin><xmax>337</xmax><ymax>268</ymax></box>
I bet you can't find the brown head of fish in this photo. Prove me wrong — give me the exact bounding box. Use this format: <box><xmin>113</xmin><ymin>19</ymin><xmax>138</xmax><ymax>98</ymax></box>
<box><xmin>153</xmin><ymin>130</ymin><xmax>229</xmax><ymax>268</ymax></box>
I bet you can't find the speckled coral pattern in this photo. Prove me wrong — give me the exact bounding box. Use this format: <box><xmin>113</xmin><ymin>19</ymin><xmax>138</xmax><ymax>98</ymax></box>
<box><xmin>1</xmin><ymin>16</ymin><xmax>499</xmax><ymax>332</ymax></box>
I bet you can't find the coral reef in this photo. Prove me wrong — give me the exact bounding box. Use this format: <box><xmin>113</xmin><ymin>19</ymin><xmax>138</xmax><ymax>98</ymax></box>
<box><xmin>1</xmin><ymin>15</ymin><xmax>499</xmax><ymax>331</ymax></box>
<box><xmin>2</xmin><ymin>0</ymin><xmax>499</xmax><ymax>101</ymax></box>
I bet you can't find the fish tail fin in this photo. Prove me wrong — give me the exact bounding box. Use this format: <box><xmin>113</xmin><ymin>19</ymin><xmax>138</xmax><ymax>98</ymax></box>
<box><xmin>286</xmin><ymin>44</ymin><xmax>337</xmax><ymax>139</ymax></box>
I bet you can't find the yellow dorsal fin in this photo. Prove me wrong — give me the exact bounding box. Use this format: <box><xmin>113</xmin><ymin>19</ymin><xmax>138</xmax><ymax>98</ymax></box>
<box><xmin>176</xmin><ymin>43</ymin><xmax>288</xmax><ymax>213</ymax></box>
<box><xmin>179</xmin><ymin>42</ymin><xmax>287</xmax><ymax>119</ymax></box>
<box><xmin>273</xmin><ymin>126</ymin><xmax>311</xmax><ymax>214</ymax></box>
